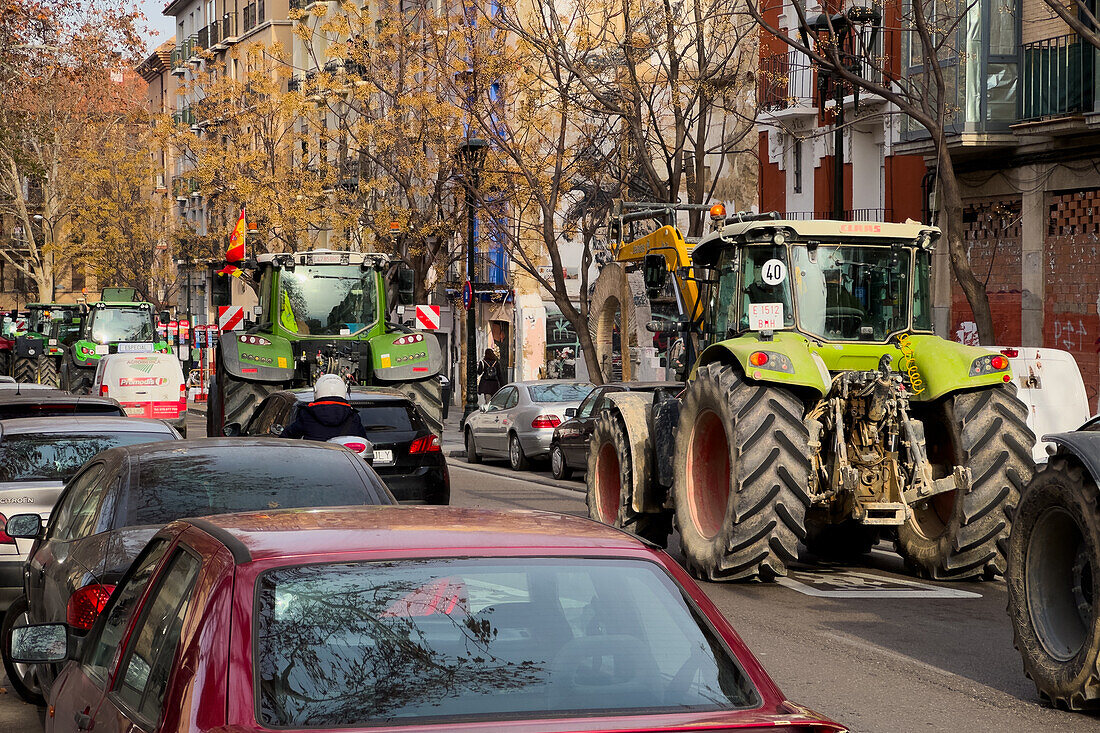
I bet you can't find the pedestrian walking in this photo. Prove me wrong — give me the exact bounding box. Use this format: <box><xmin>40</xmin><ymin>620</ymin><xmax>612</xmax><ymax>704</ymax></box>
<box><xmin>477</xmin><ymin>348</ymin><xmax>501</xmax><ymax>404</ymax></box>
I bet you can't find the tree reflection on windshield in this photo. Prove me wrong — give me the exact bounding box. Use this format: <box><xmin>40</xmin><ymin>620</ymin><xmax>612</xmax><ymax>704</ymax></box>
<box><xmin>0</xmin><ymin>433</ymin><xmax>168</xmax><ymax>481</ymax></box>
<box><xmin>255</xmin><ymin>558</ymin><xmax>757</xmax><ymax>728</ymax></box>
<box><xmin>278</xmin><ymin>266</ymin><xmax>377</xmax><ymax>336</ymax></box>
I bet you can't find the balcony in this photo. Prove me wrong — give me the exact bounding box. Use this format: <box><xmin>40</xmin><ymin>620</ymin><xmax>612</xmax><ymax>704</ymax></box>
<box><xmin>219</xmin><ymin>14</ymin><xmax>238</xmax><ymax>44</ymax></box>
<box><xmin>172</xmin><ymin>176</ymin><xmax>200</xmax><ymax>201</ymax></box>
<box><xmin>172</xmin><ymin>108</ymin><xmax>196</xmax><ymax>126</ymax></box>
<box><xmin>206</xmin><ymin>21</ymin><xmax>219</xmax><ymax>47</ymax></box>
<box><xmin>196</xmin><ymin>26</ymin><xmax>209</xmax><ymax>52</ymax></box>
<box><xmin>1019</xmin><ymin>33</ymin><xmax>1094</xmax><ymax>122</ymax></box>
<box><xmin>758</xmin><ymin>49</ymin><xmax>815</xmax><ymax>115</ymax></box>
<box><xmin>780</xmin><ymin>208</ymin><xmax>894</xmax><ymax>222</ymax></box>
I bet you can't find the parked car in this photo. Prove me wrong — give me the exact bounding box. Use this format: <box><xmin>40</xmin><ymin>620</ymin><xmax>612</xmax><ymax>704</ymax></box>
<box><xmin>1</xmin><ymin>437</ymin><xmax>395</xmax><ymax>704</ymax></box>
<box><xmin>0</xmin><ymin>388</ymin><xmax>124</xmax><ymax>420</ymax></box>
<box><xmin>11</xmin><ymin>506</ymin><xmax>845</xmax><ymax>733</ymax></box>
<box><xmin>464</xmin><ymin>380</ymin><xmax>594</xmax><ymax>470</ymax></box>
<box><xmin>93</xmin><ymin>353</ymin><xmax>188</xmax><ymax>436</ymax></box>
<box><xmin>550</xmin><ymin>381</ymin><xmax>682</xmax><ymax>480</ymax></box>
<box><xmin>234</xmin><ymin>386</ymin><xmax>449</xmax><ymax>504</ymax></box>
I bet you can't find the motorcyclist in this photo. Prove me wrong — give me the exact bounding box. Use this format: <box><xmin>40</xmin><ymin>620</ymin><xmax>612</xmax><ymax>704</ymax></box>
<box><xmin>283</xmin><ymin>373</ymin><xmax>367</xmax><ymax>441</ymax></box>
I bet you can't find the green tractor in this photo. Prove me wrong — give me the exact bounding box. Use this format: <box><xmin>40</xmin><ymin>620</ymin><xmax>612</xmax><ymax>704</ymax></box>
<box><xmin>586</xmin><ymin>216</ymin><xmax>1036</xmax><ymax>581</ymax></box>
<box><xmin>62</xmin><ymin>293</ymin><xmax>171</xmax><ymax>394</ymax></box>
<box><xmin>207</xmin><ymin>250</ymin><xmax>444</xmax><ymax>438</ymax></box>
<box><xmin>10</xmin><ymin>303</ymin><xmax>85</xmax><ymax>386</ymax></box>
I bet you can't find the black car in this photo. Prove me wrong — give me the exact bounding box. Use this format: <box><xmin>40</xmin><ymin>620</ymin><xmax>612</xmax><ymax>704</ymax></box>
<box><xmin>550</xmin><ymin>381</ymin><xmax>682</xmax><ymax>480</ymax></box>
<box><xmin>0</xmin><ymin>387</ymin><xmax>124</xmax><ymax>419</ymax></box>
<box><xmin>237</xmin><ymin>387</ymin><xmax>449</xmax><ymax>504</ymax></box>
<box><xmin>1</xmin><ymin>437</ymin><xmax>395</xmax><ymax>703</ymax></box>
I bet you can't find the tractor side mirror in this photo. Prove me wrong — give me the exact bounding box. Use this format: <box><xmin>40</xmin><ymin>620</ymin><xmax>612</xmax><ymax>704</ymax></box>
<box><xmin>222</xmin><ymin>422</ymin><xmax>242</xmax><ymax>437</ymax></box>
<box><xmin>159</xmin><ymin>311</ymin><xmax>171</xmax><ymax>325</ymax></box>
<box><xmin>396</xmin><ymin>267</ymin><xmax>415</xmax><ymax>306</ymax></box>
<box><xmin>643</xmin><ymin>254</ymin><xmax>667</xmax><ymax>297</ymax></box>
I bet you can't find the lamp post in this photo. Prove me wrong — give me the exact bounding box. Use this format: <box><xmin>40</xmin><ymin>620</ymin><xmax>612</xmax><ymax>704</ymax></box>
<box><xmin>458</xmin><ymin>137</ymin><xmax>489</xmax><ymax>425</ymax></box>
<box><xmin>798</xmin><ymin>8</ymin><xmax>881</xmax><ymax>221</ymax></box>
<box><xmin>175</xmin><ymin>257</ymin><xmax>194</xmax><ymax>371</ymax></box>
<box><xmin>32</xmin><ymin>214</ymin><xmax>55</xmax><ymax>301</ymax></box>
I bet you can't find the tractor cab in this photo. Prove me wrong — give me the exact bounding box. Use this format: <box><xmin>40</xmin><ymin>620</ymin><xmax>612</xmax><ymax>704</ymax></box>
<box><xmin>690</xmin><ymin>219</ymin><xmax>938</xmax><ymax>346</ymax></box>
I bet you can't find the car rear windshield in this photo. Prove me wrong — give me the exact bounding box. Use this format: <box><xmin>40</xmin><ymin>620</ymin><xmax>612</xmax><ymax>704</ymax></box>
<box><xmin>527</xmin><ymin>383</ymin><xmax>592</xmax><ymax>403</ymax></box>
<box><xmin>0</xmin><ymin>432</ymin><xmax>171</xmax><ymax>481</ymax></box>
<box><xmin>126</xmin><ymin>447</ymin><xmax>388</xmax><ymax>526</ymax></box>
<box><xmin>0</xmin><ymin>403</ymin><xmax>124</xmax><ymax>420</ymax></box>
<box><xmin>254</xmin><ymin>558</ymin><xmax>758</xmax><ymax>728</ymax></box>
<box><xmin>353</xmin><ymin>403</ymin><xmax>425</xmax><ymax>437</ymax></box>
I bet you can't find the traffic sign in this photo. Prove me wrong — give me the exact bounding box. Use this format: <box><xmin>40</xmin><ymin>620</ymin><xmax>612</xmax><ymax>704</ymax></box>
<box><xmin>218</xmin><ymin>306</ymin><xmax>245</xmax><ymax>332</ymax></box>
<box><xmin>179</xmin><ymin>319</ymin><xmax>190</xmax><ymax>343</ymax></box>
<box><xmin>415</xmin><ymin>305</ymin><xmax>441</xmax><ymax>330</ymax></box>
<box><xmin>168</xmin><ymin>320</ymin><xmax>178</xmax><ymax>338</ymax></box>
<box><xmin>462</xmin><ymin>281</ymin><xmax>473</xmax><ymax>310</ymax></box>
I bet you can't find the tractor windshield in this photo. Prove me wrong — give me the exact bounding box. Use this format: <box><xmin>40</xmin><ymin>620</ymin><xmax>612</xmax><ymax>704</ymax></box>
<box><xmin>789</xmin><ymin>245</ymin><xmax>911</xmax><ymax>341</ymax></box>
<box><xmin>277</xmin><ymin>265</ymin><xmax>378</xmax><ymax>337</ymax></box>
<box><xmin>87</xmin><ymin>307</ymin><xmax>154</xmax><ymax>343</ymax></box>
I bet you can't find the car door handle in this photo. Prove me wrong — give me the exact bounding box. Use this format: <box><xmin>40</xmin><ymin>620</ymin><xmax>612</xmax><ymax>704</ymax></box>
<box><xmin>75</xmin><ymin>708</ymin><xmax>93</xmax><ymax>730</ymax></box>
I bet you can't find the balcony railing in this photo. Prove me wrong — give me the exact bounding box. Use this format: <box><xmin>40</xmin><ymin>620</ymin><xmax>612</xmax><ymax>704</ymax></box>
<box><xmin>220</xmin><ymin>14</ymin><xmax>238</xmax><ymax>41</ymax></box>
<box><xmin>1020</xmin><ymin>33</ymin><xmax>1094</xmax><ymax>121</ymax></box>
<box><xmin>172</xmin><ymin>176</ymin><xmax>200</xmax><ymax>199</ymax></box>
<box><xmin>196</xmin><ymin>26</ymin><xmax>209</xmax><ymax>51</ymax></box>
<box><xmin>780</xmin><ymin>208</ymin><xmax>894</xmax><ymax>222</ymax></box>
<box><xmin>759</xmin><ymin>49</ymin><xmax>815</xmax><ymax>112</ymax></box>
<box><xmin>172</xmin><ymin>108</ymin><xmax>196</xmax><ymax>126</ymax></box>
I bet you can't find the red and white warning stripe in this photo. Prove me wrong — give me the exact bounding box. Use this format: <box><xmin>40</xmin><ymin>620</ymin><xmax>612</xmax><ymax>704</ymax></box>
<box><xmin>218</xmin><ymin>306</ymin><xmax>245</xmax><ymax>332</ymax></box>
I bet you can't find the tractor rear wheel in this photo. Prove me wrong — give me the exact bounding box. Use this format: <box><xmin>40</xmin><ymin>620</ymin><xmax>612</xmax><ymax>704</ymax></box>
<box><xmin>1007</xmin><ymin>457</ymin><xmax>1100</xmax><ymax>710</ymax></box>
<box><xmin>673</xmin><ymin>362</ymin><xmax>810</xmax><ymax>581</ymax></box>
<box><xmin>586</xmin><ymin>410</ymin><xmax>672</xmax><ymax>547</ymax></box>
<box><xmin>207</xmin><ymin>350</ymin><xmax>280</xmax><ymax>437</ymax></box>
<box><xmin>12</xmin><ymin>355</ymin><xmax>36</xmax><ymax>384</ymax></box>
<box><xmin>0</xmin><ymin>349</ymin><xmax>10</xmax><ymax>377</ymax></box>
<box><xmin>38</xmin><ymin>356</ymin><xmax>60</xmax><ymax>387</ymax></box>
<box><xmin>898</xmin><ymin>385</ymin><xmax>1034</xmax><ymax>580</ymax></box>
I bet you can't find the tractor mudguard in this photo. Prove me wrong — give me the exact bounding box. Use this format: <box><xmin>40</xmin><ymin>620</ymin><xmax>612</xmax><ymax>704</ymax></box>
<box><xmin>1044</xmin><ymin>431</ymin><xmax>1100</xmax><ymax>488</ymax></box>
<box><xmin>217</xmin><ymin>332</ymin><xmax>296</xmax><ymax>382</ymax></box>
<box><xmin>368</xmin><ymin>331</ymin><xmax>443</xmax><ymax>382</ymax></box>
<box><xmin>604</xmin><ymin>392</ymin><xmax>660</xmax><ymax>514</ymax></box>
<box><xmin>898</xmin><ymin>335</ymin><xmax>1014</xmax><ymax>401</ymax></box>
<box><xmin>695</xmin><ymin>332</ymin><xmax>831</xmax><ymax>397</ymax></box>
<box><xmin>652</xmin><ymin>396</ymin><xmax>681</xmax><ymax>491</ymax></box>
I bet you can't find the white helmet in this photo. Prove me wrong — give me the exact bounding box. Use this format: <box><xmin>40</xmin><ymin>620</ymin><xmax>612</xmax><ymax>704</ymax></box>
<box><xmin>314</xmin><ymin>374</ymin><xmax>348</xmax><ymax>400</ymax></box>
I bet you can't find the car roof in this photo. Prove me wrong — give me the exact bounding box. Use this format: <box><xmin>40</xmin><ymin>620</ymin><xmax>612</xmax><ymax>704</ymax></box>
<box><xmin>97</xmin><ymin>437</ymin><xmax>356</xmax><ymax>460</ymax></box>
<box><xmin>284</xmin><ymin>386</ymin><xmax>408</xmax><ymax>402</ymax></box>
<box><xmin>184</xmin><ymin>506</ymin><xmax>649</xmax><ymax>564</ymax></box>
<box><xmin>0</xmin><ymin>416</ymin><xmax>178</xmax><ymax>436</ymax></box>
<box><xmin>609</xmin><ymin>381</ymin><xmax>682</xmax><ymax>390</ymax></box>
<box><xmin>0</xmin><ymin>389</ymin><xmax>120</xmax><ymax>405</ymax></box>
<box><xmin>507</xmin><ymin>380</ymin><xmax>593</xmax><ymax>388</ymax></box>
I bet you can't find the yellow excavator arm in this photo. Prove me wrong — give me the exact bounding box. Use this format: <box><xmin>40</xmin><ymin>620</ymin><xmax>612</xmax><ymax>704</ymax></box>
<box><xmin>612</xmin><ymin>224</ymin><xmax>702</xmax><ymax>324</ymax></box>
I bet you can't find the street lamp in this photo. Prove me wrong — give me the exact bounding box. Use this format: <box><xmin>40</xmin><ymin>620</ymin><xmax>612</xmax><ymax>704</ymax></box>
<box><xmin>457</xmin><ymin>137</ymin><xmax>489</xmax><ymax>425</ymax></box>
<box><xmin>32</xmin><ymin>214</ymin><xmax>55</xmax><ymax>301</ymax></box>
<box><xmin>798</xmin><ymin>7</ymin><xmax>881</xmax><ymax>221</ymax></box>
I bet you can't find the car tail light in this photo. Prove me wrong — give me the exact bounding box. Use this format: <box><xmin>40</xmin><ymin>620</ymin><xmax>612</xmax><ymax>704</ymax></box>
<box><xmin>531</xmin><ymin>415</ymin><xmax>561</xmax><ymax>429</ymax></box>
<box><xmin>100</xmin><ymin>384</ymin><xmax>109</xmax><ymax>397</ymax></box>
<box><xmin>67</xmin><ymin>584</ymin><xmax>116</xmax><ymax>631</ymax></box>
<box><xmin>179</xmin><ymin>383</ymin><xmax>187</xmax><ymax>410</ymax></box>
<box><xmin>1000</xmin><ymin>348</ymin><xmax>1019</xmax><ymax>358</ymax></box>
<box><xmin>409</xmin><ymin>434</ymin><xmax>441</xmax><ymax>454</ymax></box>
<box><xmin>0</xmin><ymin>514</ymin><xmax>14</xmax><ymax>546</ymax></box>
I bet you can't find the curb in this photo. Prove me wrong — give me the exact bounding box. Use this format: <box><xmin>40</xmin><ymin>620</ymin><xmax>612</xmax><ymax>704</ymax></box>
<box><xmin>447</xmin><ymin>453</ymin><xmax>587</xmax><ymax>494</ymax></box>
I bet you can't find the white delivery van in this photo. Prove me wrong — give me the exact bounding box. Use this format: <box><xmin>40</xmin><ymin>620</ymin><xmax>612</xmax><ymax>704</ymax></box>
<box><xmin>992</xmin><ymin>346</ymin><xmax>1090</xmax><ymax>463</ymax></box>
<box><xmin>93</xmin><ymin>353</ymin><xmax>188</xmax><ymax>436</ymax></box>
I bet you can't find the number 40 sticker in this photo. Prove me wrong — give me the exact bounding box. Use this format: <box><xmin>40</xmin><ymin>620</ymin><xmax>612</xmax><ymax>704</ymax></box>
<box><xmin>762</xmin><ymin>259</ymin><xmax>787</xmax><ymax>285</ymax></box>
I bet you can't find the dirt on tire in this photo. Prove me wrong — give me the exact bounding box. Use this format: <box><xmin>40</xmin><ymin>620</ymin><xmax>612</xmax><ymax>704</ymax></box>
<box><xmin>899</xmin><ymin>385</ymin><xmax>1034</xmax><ymax>580</ymax></box>
<box><xmin>586</xmin><ymin>409</ymin><xmax>672</xmax><ymax>547</ymax></box>
<box><xmin>672</xmin><ymin>362</ymin><xmax>810</xmax><ymax>582</ymax></box>
<box><xmin>1006</xmin><ymin>457</ymin><xmax>1100</xmax><ymax>710</ymax></box>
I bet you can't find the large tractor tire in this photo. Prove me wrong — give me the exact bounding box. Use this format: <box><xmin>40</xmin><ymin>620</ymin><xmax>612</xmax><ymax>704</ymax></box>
<box><xmin>61</xmin><ymin>351</ymin><xmax>92</xmax><ymax>394</ymax></box>
<box><xmin>898</xmin><ymin>385</ymin><xmax>1034</xmax><ymax>580</ymax></box>
<box><xmin>673</xmin><ymin>362</ymin><xmax>810</xmax><ymax>581</ymax></box>
<box><xmin>586</xmin><ymin>410</ymin><xmax>672</xmax><ymax>547</ymax></box>
<box><xmin>12</xmin><ymin>355</ymin><xmax>37</xmax><ymax>384</ymax></box>
<box><xmin>1006</xmin><ymin>457</ymin><xmax>1100</xmax><ymax>710</ymax></box>
<box><xmin>206</xmin><ymin>352</ymin><xmax>281</xmax><ymax>437</ymax></box>
<box><xmin>38</xmin><ymin>355</ymin><xmax>60</xmax><ymax>387</ymax></box>
<box><xmin>0</xmin><ymin>349</ymin><xmax>10</xmax><ymax>377</ymax></box>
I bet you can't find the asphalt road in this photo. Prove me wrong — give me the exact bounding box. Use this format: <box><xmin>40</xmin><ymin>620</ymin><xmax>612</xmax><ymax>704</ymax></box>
<box><xmin>2</xmin><ymin>409</ymin><xmax>1098</xmax><ymax>732</ymax></box>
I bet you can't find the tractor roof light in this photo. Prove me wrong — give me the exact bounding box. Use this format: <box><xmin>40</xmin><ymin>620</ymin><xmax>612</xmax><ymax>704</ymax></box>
<box><xmin>772</xmin><ymin>230</ymin><xmax>788</xmax><ymax>246</ymax></box>
<box><xmin>709</xmin><ymin>203</ymin><xmax>727</xmax><ymax>220</ymax></box>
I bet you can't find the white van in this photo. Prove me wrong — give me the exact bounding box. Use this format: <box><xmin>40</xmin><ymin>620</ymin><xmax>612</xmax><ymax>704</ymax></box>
<box><xmin>93</xmin><ymin>353</ymin><xmax>187</xmax><ymax>436</ymax></box>
<box><xmin>992</xmin><ymin>346</ymin><xmax>1090</xmax><ymax>463</ymax></box>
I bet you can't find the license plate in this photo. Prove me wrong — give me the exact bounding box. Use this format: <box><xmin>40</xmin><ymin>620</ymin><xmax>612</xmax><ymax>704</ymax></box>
<box><xmin>373</xmin><ymin>449</ymin><xmax>394</xmax><ymax>466</ymax></box>
<box><xmin>118</xmin><ymin>342</ymin><xmax>154</xmax><ymax>353</ymax></box>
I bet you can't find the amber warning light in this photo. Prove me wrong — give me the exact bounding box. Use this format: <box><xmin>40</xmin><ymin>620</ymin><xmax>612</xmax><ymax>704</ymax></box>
<box><xmin>709</xmin><ymin>203</ymin><xmax>727</xmax><ymax>220</ymax></box>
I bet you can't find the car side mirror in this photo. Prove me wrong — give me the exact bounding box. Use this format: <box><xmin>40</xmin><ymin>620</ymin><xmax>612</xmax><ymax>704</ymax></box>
<box><xmin>479</xmin><ymin>404</ymin><xmax>490</xmax><ymax>413</ymax></box>
<box><xmin>5</xmin><ymin>513</ymin><xmax>42</xmax><ymax>539</ymax></box>
<box><xmin>564</xmin><ymin>407</ymin><xmax>577</xmax><ymax>418</ymax></box>
<box><xmin>10</xmin><ymin>623</ymin><xmax>72</xmax><ymax>664</ymax></box>
<box><xmin>269</xmin><ymin>423</ymin><xmax>284</xmax><ymax>436</ymax></box>
<box><xmin>159</xmin><ymin>311</ymin><xmax>171</xmax><ymax>325</ymax></box>
<box><xmin>396</xmin><ymin>267</ymin><xmax>415</xmax><ymax>306</ymax></box>
<box><xmin>222</xmin><ymin>422</ymin><xmax>242</xmax><ymax>437</ymax></box>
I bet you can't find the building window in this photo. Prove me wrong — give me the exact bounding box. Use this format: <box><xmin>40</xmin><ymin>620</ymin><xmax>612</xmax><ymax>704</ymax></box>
<box><xmin>793</xmin><ymin>139</ymin><xmax>803</xmax><ymax>194</ymax></box>
<box><xmin>72</xmin><ymin>265</ymin><xmax>85</xmax><ymax>292</ymax></box>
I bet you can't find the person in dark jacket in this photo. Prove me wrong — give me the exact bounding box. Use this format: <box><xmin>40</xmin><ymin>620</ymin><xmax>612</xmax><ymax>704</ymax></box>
<box><xmin>283</xmin><ymin>374</ymin><xmax>367</xmax><ymax>441</ymax></box>
<box><xmin>477</xmin><ymin>348</ymin><xmax>501</xmax><ymax>404</ymax></box>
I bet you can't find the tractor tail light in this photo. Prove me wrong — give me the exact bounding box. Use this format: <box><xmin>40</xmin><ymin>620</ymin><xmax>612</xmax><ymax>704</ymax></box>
<box><xmin>532</xmin><ymin>415</ymin><xmax>561</xmax><ymax>429</ymax></box>
<box><xmin>409</xmin><ymin>434</ymin><xmax>441</xmax><ymax>454</ymax></box>
<box><xmin>749</xmin><ymin>351</ymin><xmax>769</xmax><ymax>367</ymax></box>
<box><xmin>67</xmin><ymin>584</ymin><xmax>116</xmax><ymax>631</ymax></box>
<box><xmin>991</xmin><ymin>355</ymin><xmax>1009</xmax><ymax>370</ymax></box>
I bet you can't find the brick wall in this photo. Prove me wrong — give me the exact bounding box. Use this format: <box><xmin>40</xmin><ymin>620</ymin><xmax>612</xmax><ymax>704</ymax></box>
<box><xmin>1045</xmin><ymin>190</ymin><xmax>1100</xmax><ymax>404</ymax></box>
<box><xmin>1021</xmin><ymin>0</ymin><xmax>1074</xmax><ymax>45</ymax></box>
<box><xmin>949</xmin><ymin>199</ymin><xmax>1023</xmax><ymax>347</ymax></box>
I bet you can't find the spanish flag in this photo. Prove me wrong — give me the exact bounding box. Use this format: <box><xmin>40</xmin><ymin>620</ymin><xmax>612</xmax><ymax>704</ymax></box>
<box><xmin>217</xmin><ymin>264</ymin><xmax>243</xmax><ymax>278</ymax></box>
<box><xmin>227</xmin><ymin>207</ymin><xmax>246</xmax><ymax>263</ymax></box>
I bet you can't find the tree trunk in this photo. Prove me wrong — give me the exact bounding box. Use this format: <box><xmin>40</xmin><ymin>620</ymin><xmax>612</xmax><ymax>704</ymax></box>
<box><xmin>554</xmin><ymin>294</ymin><xmax>604</xmax><ymax>386</ymax></box>
<box><xmin>937</xmin><ymin>152</ymin><xmax>995</xmax><ymax>344</ymax></box>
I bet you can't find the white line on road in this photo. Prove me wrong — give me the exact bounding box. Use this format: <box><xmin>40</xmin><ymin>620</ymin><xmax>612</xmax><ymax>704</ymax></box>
<box><xmin>450</xmin><ymin>463</ymin><xmax>588</xmax><ymax>500</ymax></box>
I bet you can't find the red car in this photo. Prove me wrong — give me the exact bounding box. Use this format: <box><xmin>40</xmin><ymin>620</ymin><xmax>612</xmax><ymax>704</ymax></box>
<box><xmin>12</xmin><ymin>507</ymin><xmax>845</xmax><ymax>733</ymax></box>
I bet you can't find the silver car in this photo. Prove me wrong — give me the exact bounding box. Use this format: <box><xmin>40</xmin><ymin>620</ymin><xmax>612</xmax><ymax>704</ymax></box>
<box><xmin>0</xmin><ymin>416</ymin><xmax>181</xmax><ymax>612</ymax></box>
<box><xmin>464</xmin><ymin>380</ymin><xmax>594</xmax><ymax>470</ymax></box>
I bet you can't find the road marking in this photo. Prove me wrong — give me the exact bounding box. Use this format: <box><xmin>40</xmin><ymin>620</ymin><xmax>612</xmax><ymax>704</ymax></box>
<box><xmin>450</xmin><ymin>463</ymin><xmax>586</xmax><ymax>500</ymax></box>
<box><xmin>777</xmin><ymin>569</ymin><xmax>982</xmax><ymax>599</ymax></box>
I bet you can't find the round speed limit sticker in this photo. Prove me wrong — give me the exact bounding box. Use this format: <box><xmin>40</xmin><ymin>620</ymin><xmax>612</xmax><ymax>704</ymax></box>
<box><xmin>762</xmin><ymin>259</ymin><xmax>787</xmax><ymax>285</ymax></box>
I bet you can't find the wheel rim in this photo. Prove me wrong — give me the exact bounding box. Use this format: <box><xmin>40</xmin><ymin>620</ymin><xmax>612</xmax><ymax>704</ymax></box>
<box><xmin>510</xmin><ymin>437</ymin><xmax>520</xmax><ymax>466</ymax></box>
<box><xmin>551</xmin><ymin>446</ymin><xmax>563</xmax><ymax>476</ymax></box>
<box><xmin>1026</xmin><ymin>506</ymin><xmax>1092</xmax><ymax>662</ymax></box>
<box><xmin>9</xmin><ymin>608</ymin><xmax>39</xmax><ymax>694</ymax></box>
<box><xmin>685</xmin><ymin>409</ymin><xmax>731</xmax><ymax>540</ymax></box>
<box><xmin>594</xmin><ymin>441</ymin><xmax>620</xmax><ymax>523</ymax></box>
